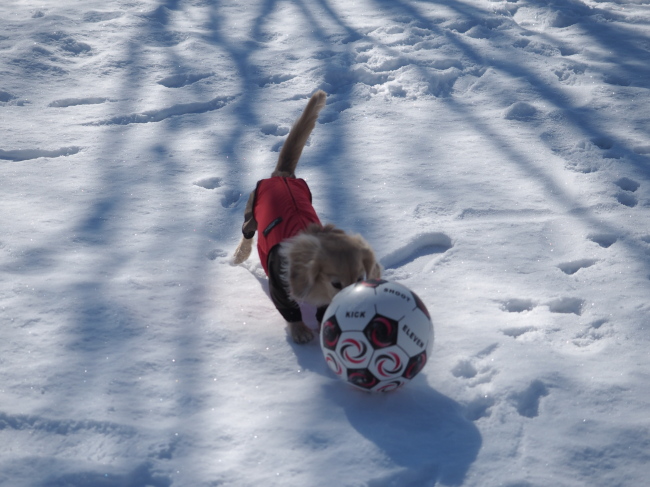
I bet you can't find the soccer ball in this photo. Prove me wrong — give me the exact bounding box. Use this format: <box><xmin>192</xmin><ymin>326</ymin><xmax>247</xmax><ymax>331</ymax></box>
<box><xmin>320</xmin><ymin>279</ymin><xmax>433</xmax><ymax>393</ymax></box>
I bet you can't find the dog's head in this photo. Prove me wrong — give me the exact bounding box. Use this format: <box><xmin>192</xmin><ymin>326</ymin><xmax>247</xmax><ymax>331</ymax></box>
<box><xmin>280</xmin><ymin>224</ymin><xmax>382</xmax><ymax>307</ymax></box>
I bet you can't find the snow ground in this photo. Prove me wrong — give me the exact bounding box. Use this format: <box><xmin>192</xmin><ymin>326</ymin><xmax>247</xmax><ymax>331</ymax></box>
<box><xmin>1</xmin><ymin>0</ymin><xmax>650</xmax><ymax>485</ymax></box>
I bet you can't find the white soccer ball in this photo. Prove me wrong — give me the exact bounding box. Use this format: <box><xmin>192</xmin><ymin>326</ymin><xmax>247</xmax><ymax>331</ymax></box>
<box><xmin>320</xmin><ymin>279</ymin><xmax>434</xmax><ymax>393</ymax></box>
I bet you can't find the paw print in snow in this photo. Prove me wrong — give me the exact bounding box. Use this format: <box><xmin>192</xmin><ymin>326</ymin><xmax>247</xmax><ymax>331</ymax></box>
<box><xmin>614</xmin><ymin>177</ymin><xmax>640</xmax><ymax>208</ymax></box>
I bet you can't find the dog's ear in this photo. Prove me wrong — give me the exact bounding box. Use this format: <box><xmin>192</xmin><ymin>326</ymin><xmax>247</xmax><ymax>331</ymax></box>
<box><xmin>285</xmin><ymin>234</ymin><xmax>322</xmax><ymax>300</ymax></box>
<box><xmin>361</xmin><ymin>245</ymin><xmax>382</xmax><ymax>279</ymax></box>
<box><xmin>347</xmin><ymin>234</ymin><xmax>381</xmax><ymax>279</ymax></box>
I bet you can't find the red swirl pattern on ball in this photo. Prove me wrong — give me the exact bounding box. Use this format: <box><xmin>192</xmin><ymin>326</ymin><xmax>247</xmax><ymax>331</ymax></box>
<box><xmin>375</xmin><ymin>380</ymin><xmax>404</xmax><ymax>393</ymax></box>
<box><xmin>403</xmin><ymin>351</ymin><xmax>427</xmax><ymax>380</ymax></box>
<box><xmin>322</xmin><ymin>319</ymin><xmax>340</xmax><ymax>349</ymax></box>
<box><xmin>340</xmin><ymin>338</ymin><xmax>369</xmax><ymax>364</ymax></box>
<box><xmin>348</xmin><ymin>370</ymin><xmax>379</xmax><ymax>389</ymax></box>
<box><xmin>374</xmin><ymin>351</ymin><xmax>404</xmax><ymax>378</ymax></box>
<box><xmin>369</xmin><ymin>316</ymin><xmax>395</xmax><ymax>348</ymax></box>
<box><xmin>325</xmin><ymin>353</ymin><xmax>343</xmax><ymax>375</ymax></box>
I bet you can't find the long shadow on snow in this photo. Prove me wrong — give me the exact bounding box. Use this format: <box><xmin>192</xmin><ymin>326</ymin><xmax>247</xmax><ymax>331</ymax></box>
<box><xmin>40</xmin><ymin>461</ymin><xmax>171</xmax><ymax>487</ymax></box>
<box><xmin>524</xmin><ymin>0</ymin><xmax>650</xmax><ymax>89</ymax></box>
<box><xmin>391</xmin><ymin>0</ymin><xmax>650</xmax><ymax>175</ymax></box>
<box><xmin>31</xmin><ymin>0</ymin><xmax>234</xmax><ymax>484</ymax></box>
<box><xmin>371</xmin><ymin>0</ymin><xmax>650</xmax><ymax>261</ymax></box>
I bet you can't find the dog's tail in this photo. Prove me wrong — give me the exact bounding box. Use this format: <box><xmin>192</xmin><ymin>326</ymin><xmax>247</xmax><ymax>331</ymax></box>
<box><xmin>273</xmin><ymin>90</ymin><xmax>327</xmax><ymax>177</ymax></box>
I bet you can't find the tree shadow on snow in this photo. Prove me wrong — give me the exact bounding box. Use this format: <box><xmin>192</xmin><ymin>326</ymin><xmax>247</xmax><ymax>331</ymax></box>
<box><xmin>39</xmin><ymin>461</ymin><xmax>171</xmax><ymax>487</ymax></box>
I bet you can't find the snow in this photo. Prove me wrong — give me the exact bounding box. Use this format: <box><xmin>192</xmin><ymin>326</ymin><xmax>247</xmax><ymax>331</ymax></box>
<box><xmin>1</xmin><ymin>0</ymin><xmax>649</xmax><ymax>485</ymax></box>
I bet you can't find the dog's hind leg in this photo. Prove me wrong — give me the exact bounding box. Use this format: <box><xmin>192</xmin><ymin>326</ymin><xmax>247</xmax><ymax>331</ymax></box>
<box><xmin>272</xmin><ymin>90</ymin><xmax>327</xmax><ymax>177</ymax></box>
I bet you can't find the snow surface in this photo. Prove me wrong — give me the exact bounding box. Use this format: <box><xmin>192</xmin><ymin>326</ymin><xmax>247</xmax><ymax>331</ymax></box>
<box><xmin>1</xmin><ymin>0</ymin><xmax>650</xmax><ymax>485</ymax></box>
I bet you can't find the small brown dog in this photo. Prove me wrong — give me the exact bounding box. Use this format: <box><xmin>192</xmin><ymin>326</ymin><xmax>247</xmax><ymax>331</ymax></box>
<box><xmin>232</xmin><ymin>90</ymin><xmax>381</xmax><ymax>343</ymax></box>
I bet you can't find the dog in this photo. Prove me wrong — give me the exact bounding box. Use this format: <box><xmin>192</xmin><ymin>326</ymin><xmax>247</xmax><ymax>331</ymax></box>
<box><xmin>232</xmin><ymin>90</ymin><xmax>381</xmax><ymax>344</ymax></box>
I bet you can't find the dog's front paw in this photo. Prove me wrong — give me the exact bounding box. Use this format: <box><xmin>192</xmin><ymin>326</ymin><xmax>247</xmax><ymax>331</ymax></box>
<box><xmin>231</xmin><ymin>236</ymin><xmax>253</xmax><ymax>265</ymax></box>
<box><xmin>289</xmin><ymin>321</ymin><xmax>314</xmax><ymax>344</ymax></box>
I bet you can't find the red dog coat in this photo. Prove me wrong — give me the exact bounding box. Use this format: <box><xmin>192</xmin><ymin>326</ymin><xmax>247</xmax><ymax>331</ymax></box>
<box><xmin>253</xmin><ymin>177</ymin><xmax>321</xmax><ymax>274</ymax></box>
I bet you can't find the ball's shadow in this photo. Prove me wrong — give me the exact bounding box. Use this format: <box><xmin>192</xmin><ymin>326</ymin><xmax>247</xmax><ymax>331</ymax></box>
<box><xmin>292</xmin><ymin>340</ymin><xmax>481</xmax><ymax>486</ymax></box>
<box><xmin>329</xmin><ymin>379</ymin><xmax>481</xmax><ymax>486</ymax></box>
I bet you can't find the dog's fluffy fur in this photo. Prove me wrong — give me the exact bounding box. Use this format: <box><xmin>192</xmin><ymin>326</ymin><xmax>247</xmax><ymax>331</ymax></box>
<box><xmin>279</xmin><ymin>224</ymin><xmax>381</xmax><ymax>307</ymax></box>
<box><xmin>233</xmin><ymin>90</ymin><xmax>381</xmax><ymax>343</ymax></box>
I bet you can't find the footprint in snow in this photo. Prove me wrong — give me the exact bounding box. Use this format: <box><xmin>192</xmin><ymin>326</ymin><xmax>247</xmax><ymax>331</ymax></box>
<box><xmin>48</xmin><ymin>97</ymin><xmax>111</xmax><ymax>107</ymax></box>
<box><xmin>158</xmin><ymin>72</ymin><xmax>214</xmax><ymax>88</ymax></box>
<box><xmin>445</xmin><ymin>19</ymin><xmax>478</xmax><ymax>34</ymax></box>
<box><xmin>569</xmin><ymin>137</ymin><xmax>624</xmax><ymax>171</ymax></box>
<box><xmin>0</xmin><ymin>147</ymin><xmax>81</xmax><ymax>162</ymax></box>
<box><xmin>615</xmin><ymin>177</ymin><xmax>640</xmax><ymax>192</ymax></box>
<box><xmin>464</xmin><ymin>395</ymin><xmax>496</xmax><ymax>421</ymax></box>
<box><xmin>614</xmin><ymin>177</ymin><xmax>640</xmax><ymax>207</ymax></box>
<box><xmin>319</xmin><ymin>100</ymin><xmax>352</xmax><ymax>124</ymax></box>
<box><xmin>501</xmin><ymin>326</ymin><xmax>537</xmax><ymax>339</ymax></box>
<box><xmin>452</xmin><ymin>343</ymin><xmax>499</xmax><ymax>382</ymax></box>
<box><xmin>451</xmin><ymin>359</ymin><xmax>498</xmax><ymax>390</ymax></box>
<box><xmin>37</xmin><ymin>32</ymin><xmax>92</xmax><ymax>56</ymax></box>
<box><xmin>451</xmin><ymin>359</ymin><xmax>478</xmax><ymax>380</ymax></box>
<box><xmin>265</xmin><ymin>123</ymin><xmax>291</xmax><ymax>152</ymax></box>
<box><xmin>445</xmin><ymin>18</ymin><xmax>502</xmax><ymax>38</ymax></box>
<box><xmin>206</xmin><ymin>249</ymin><xmax>227</xmax><ymax>261</ymax></box>
<box><xmin>554</xmin><ymin>62</ymin><xmax>587</xmax><ymax>84</ymax></box>
<box><xmin>193</xmin><ymin>177</ymin><xmax>223</xmax><ymax>190</ymax></box>
<box><xmin>220</xmin><ymin>189</ymin><xmax>241</xmax><ymax>208</ymax></box>
<box><xmin>192</xmin><ymin>178</ymin><xmax>240</xmax><ymax>208</ymax></box>
<box><xmin>500</xmin><ymin>298</ymin><xmax>536</xmax><ymax>313</ymax></box>
<box><xmin>257</xmin><ymin>73</ymin><xmax>295</xmax><ymax>87</ymax></box>
<box><xmin>90</xmin><ymin>95</ymin><xmax>233</xmax><ymax>126</ymax></box>
<box><xmin>572</xmin><ymin>318</ymin><xmax>611</xmax><ymax>348</ymax></box>
<box><xmin>260</xmin><ymin>123</ymin><xmax>289</xmax><ymax>136</ymax></box>
<box><xmin>503</xmin><ymin>102</ymin><xmax>537</xmax><ymax>121</ymax></box>
<box><xmin>427</xmin><ymin>69</ymin><xmax>461</xmax><ymax>98</ymax></box>
<box><xmin>463</xmin><ymin>25</ymin><xmax>492</xmax><ymax>39</ymax></box>
<box><xmin>501</xmin><ymin>296</ymin><xmax>584</xmax><ymax>315</ymax></box>
<box><xmin>591</xmin><ymin>136</ymin><xmax>613</xmax><ymax>150</ymax></box>
<box><xmin>453</xmin><ymin>344</ymin><xmax>499</xmax><ymax>420</ymax></box>
<box><xmin>616</xmin><ymin>192</ymin><xmax>638</xmax><ymax>207</ymax></box>
<box><xmin>0</xmin><ymin>90</ymin><xmax>17</xmax><ymax>103</ymax></box>
<box><xmin>547</xmin><ymin>297</ymin><xmax>585</xmax><ymax>315</ymax></box>
<box><xmin>380</xmin><ymin>232</ymin><xmax>453</xmax><ymax>279</ymax></box>
<box><xmin>557</xmin><ymin>258</ymin><xmax>597</xmax><ymax>275</ymax></box>
<box><xmin>511</xmin><ymin>379</ymin><xmax>549</xmax><ymax>418</ymax></box>
<box><xmin>588</xmin><ymin>233</ymin><xmax>617</xmax><ymax>248</ymax></box>
<box><xmin>589</xmin><ymin>136</ymin><xmax>624</xmax><ymax>159</ymax></box>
